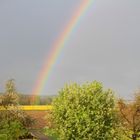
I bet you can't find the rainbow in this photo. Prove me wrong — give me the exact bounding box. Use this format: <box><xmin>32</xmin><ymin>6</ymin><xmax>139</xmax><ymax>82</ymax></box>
<box><xmin>31</xmin><ymin>0</ymin><xmax>94</xmax><ymax>103</ymax></box>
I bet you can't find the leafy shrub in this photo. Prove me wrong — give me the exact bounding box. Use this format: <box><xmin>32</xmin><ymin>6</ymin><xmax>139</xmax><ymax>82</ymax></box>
<box><xmin>51</xmin><ymin>81</ymin><xmax>120</xmax><ymax>140</ymax></box>
<box><xmin>0</xmin><ymin>134</ymin><xmax>7</xmax><ymax>140</ymax></box>
<box><xmin>44</xmin><ymin>126</ymin><xmax>59</xmax><ymax>140</ymax></box>
<box><xmin>0</xmin><ymin>120</ymin><xmax>27</xmax><ymax>140</ymax></box>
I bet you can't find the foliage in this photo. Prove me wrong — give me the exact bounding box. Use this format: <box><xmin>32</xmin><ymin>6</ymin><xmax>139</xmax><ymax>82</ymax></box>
<box><xmin>0</xmin><ymin>79</ymin><xmax>34</xmax><ymax>139</ymax></box>
<box><xmin>18</xmin><ymin>94</ymin><xmax>54</xmax><ymax>105</ymax></box>
<box><xmin>51</xmin><ymin>81</ymin><xmax>120</xmax><ymax>140</ymax></box>
<box><xmin>44</xmin><ymin>126</ymin><xmax>59</xmax><ymax>140</ymax></box>
<box><xmin>0</xmin><ymin>120</ymin><xmax>27</xmax><ymax>140</ymax></box>
<box><xmin>0</xmin><ymin>79</ymin><xmax>19</xmax><ymax>107</ymax></box>
<box><xmin>5</xmin><ymin>79</ymin><xmax>17</xmax><ymax>94</ymax></box>
<box><xmin>18</xmin><ymin>94</ymin><xmax>32</xmax><ymax>105</ymax></box>
<box><xmin>118</xmin><ymin>91</ymin><xmax>140</xmax><ymax>139</ymax></box>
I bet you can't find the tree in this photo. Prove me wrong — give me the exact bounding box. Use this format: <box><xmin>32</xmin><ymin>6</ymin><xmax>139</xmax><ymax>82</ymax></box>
<box><xmin>18</xmin><ymin>94</ymin><xmax>31</xmax><ymax>105</ymax></box>
<box><xmin>49</xmin><ymin>81</ymin><xmax>120</xmax><ymax>140</ymax></box>
<box><xmin>118</xmin><ymin>91</ymin><xmax>140</xmax><ymax>140</ymax></box>
<box><xmin>1</xmin><ymin>79</ymin><xmax>19</xmax><ymax>107</ymax></box>
<box><xmin>0</xmin><ymin>79</ymin><xmax>34</xmax><ymax>139</ymax></box>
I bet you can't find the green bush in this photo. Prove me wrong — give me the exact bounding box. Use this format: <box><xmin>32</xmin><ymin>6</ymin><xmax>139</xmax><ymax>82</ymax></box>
<box><xmin>51</xmin><ymin>81</ymin><xmax>120</xmax><ymax>140</ymax></box>
<box><xmin>0</xmin><ymin>120</ymin><xmax>27</xmax><ymax>140</ymax></box>
<box><xmin>0</xmin><ymin>134</ymin><xmax>7</xmax><ymax>140</ymax></box>
<box><xmin>44</xmin><ymin>126</ymin><xmax>59</xmax><ymax>140</ymax></box>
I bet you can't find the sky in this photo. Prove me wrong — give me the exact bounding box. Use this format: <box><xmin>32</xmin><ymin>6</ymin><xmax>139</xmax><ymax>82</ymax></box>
<box><xmin>0</xmin><ymin>0</ymin><xmax>140</xmax><ymax>99</ymax></box>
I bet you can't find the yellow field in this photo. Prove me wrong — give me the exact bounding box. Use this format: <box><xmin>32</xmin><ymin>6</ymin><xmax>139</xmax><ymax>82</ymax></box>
<box><xmin>0</xmin><ymin>105</ymin><xmax>52</xmax><ymax>111</ymax></box>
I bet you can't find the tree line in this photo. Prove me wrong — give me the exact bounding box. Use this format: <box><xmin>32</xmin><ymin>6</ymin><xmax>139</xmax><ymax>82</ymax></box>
<box><xmin>0</xmin><ymin>80</ymin><xmax>54</xmax><ymax>105</ymax></box>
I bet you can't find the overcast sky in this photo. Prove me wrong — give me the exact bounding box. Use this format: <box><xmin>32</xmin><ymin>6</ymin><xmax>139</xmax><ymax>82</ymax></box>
<box><xmin>0</xmin><ymin>0</ymin><xmax>140</xmax><ymax>99</ymax></box>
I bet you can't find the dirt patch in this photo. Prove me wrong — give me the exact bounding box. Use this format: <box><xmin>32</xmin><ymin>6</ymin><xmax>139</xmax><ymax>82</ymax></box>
<box><xmin>25</xmin><ymin>110</ymin><xmax>49</xmax><ymax>129</ymax></box>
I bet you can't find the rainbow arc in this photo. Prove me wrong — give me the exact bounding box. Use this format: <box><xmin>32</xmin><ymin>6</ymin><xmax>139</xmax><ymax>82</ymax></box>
<box><xmin>32</xmin><ymin>0</ymin><xmax>94</xmax><ymax>103</ymax></box>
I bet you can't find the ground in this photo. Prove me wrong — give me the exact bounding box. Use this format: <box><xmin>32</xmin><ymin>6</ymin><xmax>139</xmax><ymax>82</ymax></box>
<box><xmin>25</xmin><ymin>110</ymin><xmax>49</xmax><ymax>129</ymax></box>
